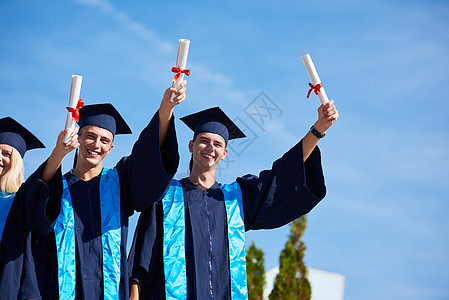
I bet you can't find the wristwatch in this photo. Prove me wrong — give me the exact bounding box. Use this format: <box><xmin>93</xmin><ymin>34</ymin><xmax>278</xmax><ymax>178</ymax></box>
<box><xmin>310</xmin><ymin>126</ymin><xmax>325</xmax><ymax>138</ymax></box>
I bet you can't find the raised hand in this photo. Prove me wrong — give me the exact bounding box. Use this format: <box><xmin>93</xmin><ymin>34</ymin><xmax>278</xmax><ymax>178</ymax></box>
<box><xmin>158</xmin><ymin>80</ymin><xmax>187</xmax><ymax>145</ymax></box>
<box><xmin>42</xmin><ymin>128</ymin><xmax>79</xmax><ymax>183</ymax></box>
<box><xmin>314</xmin><ymin>100</ymin><xmax>339</xmax><ymax>134</ymax></box>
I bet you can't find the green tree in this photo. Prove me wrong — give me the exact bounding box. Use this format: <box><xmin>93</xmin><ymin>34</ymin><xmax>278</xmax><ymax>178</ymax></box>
<box><xmin>269</xmin><ymin>216</ymin><xmax>311</xmax><ymax>300</ymax></box>
<box><xmin>246</xmin><ymin>241</ymin><xmax>266</xmax><ymax>300</ymax></box>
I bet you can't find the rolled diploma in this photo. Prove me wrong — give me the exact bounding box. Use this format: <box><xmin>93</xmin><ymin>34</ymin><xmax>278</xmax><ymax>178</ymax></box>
<box><xmin>301</xmin><ymin>54</ymin><xmax>329</xmax><ymax>104</ymax></box>
<box><xmin>63</xmin><ymin>75</ymin><xmax>83</xmax><ymax>144</ymax></box>
<box><xmin>170</xmin><ymin>39</ymin><xmax>190</xmax><ymax>101</ymax></box>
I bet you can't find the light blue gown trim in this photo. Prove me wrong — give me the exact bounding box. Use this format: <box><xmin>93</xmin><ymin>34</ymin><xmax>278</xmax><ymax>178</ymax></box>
<box><xmin>55</xmin><ymin>177</ymin><xmax>77</xmax><ymax>299</ymax></box>
<box><xmin>222</xmin><ymin>181</ymin><xmax>248</xmax><ymax>300</ymax></box>
<box><xmin>162</xmin><ymin>179</ymin><xmax>187</xmax><ymax>300</ymax></box>
<box><xmin>162</xmin><ymin>180</ymin><xmax>247</xmax><ymax>299</ymax></box>
<box><xmin>100</xmin><ymin>167</ymin><xmax>121</xmax><ymax>300</ymax></box>
<box><xmin>0</xmin><ymin>192</ymin><xmax>15</xmax><ymax>241</ymax></box>
<box><xmin>54</xmin><ymin>168</ymin><xmax>121</xmax><ymax>299</ymax></box>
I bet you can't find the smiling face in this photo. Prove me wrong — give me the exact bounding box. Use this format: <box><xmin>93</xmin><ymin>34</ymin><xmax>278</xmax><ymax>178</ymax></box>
<box><xmin>77</xmin><ymin>125</ymin><xmax>114</xmax><ymax>169</ymax></box>
<box><xmin>0</xmin><ymin>144</ymin><xmax>13</xmax><ymax>178</ymax></box>
<box><xmin>189</xmin><ymin>132</ymin><xmax>228</xmax><ymax>173</ymax></box>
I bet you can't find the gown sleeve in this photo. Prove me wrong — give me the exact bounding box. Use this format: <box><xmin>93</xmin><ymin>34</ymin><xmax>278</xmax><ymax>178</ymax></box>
<box><xmin>116</xmin><ymin>111</ymin><xmax>179</xmax><ymax>216</ymax></box>
<box><xmin>0</xmin><ymin>161</ymin><xmax>59</xmax><ymax>299</ymax></box>
<box><xmin>25</xmin><ymin>161</ymin><xmax>64</xmax><ymax>235</ymax></box>
<box><xmin>127</xmin><ymin>201</ymin><xmax>165</xmax><ymax>298</ymax></box>
<box><xmin>237</xmin><ymin>140</ymin><xmax>326</xmax><ymax>230</ymax></box>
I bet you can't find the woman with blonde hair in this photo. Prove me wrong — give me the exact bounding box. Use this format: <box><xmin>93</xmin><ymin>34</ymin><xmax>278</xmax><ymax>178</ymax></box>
<box><xmin>0</xmin><ymin>116</ymin><xmax>45</xmax><ymax>299</ymax></box>
<box><xmin>1</xmin><ymin>135</ymin><xmax>25</xmax><ymax>199</ymax></box>
<box><xmin>0</xmin><ymin>141</ymin><xmax>24</xmax><ymax>194</ymax></box>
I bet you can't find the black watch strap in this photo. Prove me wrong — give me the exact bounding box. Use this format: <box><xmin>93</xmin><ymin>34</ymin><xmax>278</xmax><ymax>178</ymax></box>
<box><xmin>310</xmin><ymin>126</ymin><xmax>325</xmax><ymax>138</ymax></box>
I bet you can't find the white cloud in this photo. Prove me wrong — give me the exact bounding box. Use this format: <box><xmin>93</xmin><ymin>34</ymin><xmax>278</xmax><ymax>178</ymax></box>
<box><xmin>72</xmin><ymin>0</ymin><xmax>253</xmax><ymax>111</ymax></box>
<box><xmin>74</xmin><ymin>0</ymin><xmax>173</xmax><ymax>53</ymax></box>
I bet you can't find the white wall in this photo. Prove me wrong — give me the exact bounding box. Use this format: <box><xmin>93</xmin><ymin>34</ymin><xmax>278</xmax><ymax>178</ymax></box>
<box><xmin>263</xmin><ymin>267</ymin><xmax>345</xmax><ymax>300</ymax></box>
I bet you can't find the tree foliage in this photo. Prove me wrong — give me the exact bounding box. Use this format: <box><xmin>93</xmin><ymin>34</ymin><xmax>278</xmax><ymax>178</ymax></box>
<box><xmin>269</xmin><ymin>216</ymin><xmax>311</xmax><ymax>300</ymax></box>
<box><xmin>246</xmin><ymin>241</ymin><xmax>266</xmax><ymax>300</ymax></box>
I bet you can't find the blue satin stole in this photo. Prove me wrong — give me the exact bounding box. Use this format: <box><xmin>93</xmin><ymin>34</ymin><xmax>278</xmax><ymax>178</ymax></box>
<box><xmin>162</xmin><ymin>179</ymin><xmax>248</xmax><ymax>299</ymax></box>
<box><xmin>54</xmin><ymin>168</ymin><xmax>121</xmax><ymax>299</ymax></box>
<box><xmin>0</xmin><ymin>192</ymin><xmax>15</xmax><ymax>240</ymax></box>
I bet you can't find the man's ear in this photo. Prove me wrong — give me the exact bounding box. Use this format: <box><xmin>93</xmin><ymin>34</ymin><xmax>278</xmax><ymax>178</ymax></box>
<box><xmin>188</xmin><ymin>140</ymin><xmax>193</xmax><ymax>153</ymax></box>
<box><xmin>106</xmin><ymin>143</ymin><xmax>114</xmax><ymax>155</ymax></box>
<box><xmin>221</xmin><ymin>148</ymin><xmax>228</xmax><ymax>160</ymax></box>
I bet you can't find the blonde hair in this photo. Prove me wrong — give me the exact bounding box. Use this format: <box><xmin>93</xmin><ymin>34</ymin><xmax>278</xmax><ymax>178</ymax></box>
<box><xmin>1</xmin><ymin>147</ymin><xmax>24</xmax><ymax>196</ymax></box>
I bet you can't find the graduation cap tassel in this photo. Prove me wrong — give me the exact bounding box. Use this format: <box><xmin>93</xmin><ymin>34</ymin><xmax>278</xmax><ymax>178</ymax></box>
<box><xmin>73</xmin><ymin>148</ymin><xmax>78</xmax><ymax>169</ymax></box>
<box><xmin>189</xmin><ymin>154</ymin><xmax>193</xmax><ymax>174</ymax></box>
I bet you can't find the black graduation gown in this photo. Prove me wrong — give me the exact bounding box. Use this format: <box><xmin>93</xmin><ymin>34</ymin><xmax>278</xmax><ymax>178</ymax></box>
<box><xmin>21</xmin><ymin>112</ymin><xmax>179</xmax><ymax>300</ymax></box>
<box><xmin>128</xmin><ymin>140</ymin><xmax>326</xmax><ymax>299</ymax></box>
<box><xmin>0</xmin><ymin>170</ymin><xmax>44</xmax><ymax>300</ymax></box>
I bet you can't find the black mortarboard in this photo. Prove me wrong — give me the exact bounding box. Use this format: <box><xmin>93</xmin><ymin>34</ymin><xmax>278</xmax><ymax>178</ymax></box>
<box><xmin>180</xmin><ymin>107</ymin><xmax>246</xmax><ymax>144</ymax></box>
<box><xmin>0</xmin><ymin>117</ymin><xmax>45</xmax><ymax>157</ymax></box>
<box><xmin>78</xmin><ymin>103</ymin><xmax>132</xmax><ymax>136</ymax></box>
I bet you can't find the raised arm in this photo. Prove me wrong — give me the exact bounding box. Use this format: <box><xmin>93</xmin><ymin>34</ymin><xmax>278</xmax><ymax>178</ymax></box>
<box><xmin>42</xmin><ymin>128</ymin><xmax>79</xmax><ymax>183</ymax></box>
<box><xmin>25</xmin><ymin>129</ymin><xmax>79</xmax><ymax>234</ymax></box>
<box><xmin>238</xmin><ymin>101</ymin><xmax>338</xmax><ymax>230</ymax></box>
<box><xmin>302</xmin><ymin>100</ymin><xmax>339</xmax><ymax>162</ymax></box>
<box><xmin>119</xmin><ymin>82</ymin><xmax>186</xmax><ymax>213</ymax></box>
<box><xmin>238</xmin><ymin>139</ymin><xmax>326</xmax><ymax>230</ymax></box>
<box><xmin>158</xmin><ymin>80</ymin><xmax>187</xmax><ymax>145</ymax></box>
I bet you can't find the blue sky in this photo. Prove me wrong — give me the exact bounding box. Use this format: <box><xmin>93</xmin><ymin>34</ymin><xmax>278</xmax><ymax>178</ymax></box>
<box><xmin>1</xmin><ymin>0</ymin><xmax>448</xmax><ymax>299</ymax></box>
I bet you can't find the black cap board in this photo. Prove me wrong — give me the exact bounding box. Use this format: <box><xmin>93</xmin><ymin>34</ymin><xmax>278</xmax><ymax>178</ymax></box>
<box><xmin>78</xmin><ymin>103</ymin><xmax>132</xmax><ymax>136</ymax></box>
<box><xmin>180</xmin><ymin>107</ymin><xmax>246</xmax><ymax>144</ymax></box>
<box><xmin>0</xmin><ymin>117</ymin><xmax>45</xmax><ymax>157</ymax></box>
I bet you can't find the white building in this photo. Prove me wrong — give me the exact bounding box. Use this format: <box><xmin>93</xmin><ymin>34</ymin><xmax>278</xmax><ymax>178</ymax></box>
<box><xmin>264</xmin><ymin>267</ymin><xmax>345</xmax><ymax>300</ymax></box>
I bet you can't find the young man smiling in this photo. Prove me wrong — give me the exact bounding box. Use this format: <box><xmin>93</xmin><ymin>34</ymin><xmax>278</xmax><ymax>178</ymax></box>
<box><xmin>189</xmin><ymin>131</ymin><xmax>228</xmax><ymax>175</ymax></box>
<box><xmin>75</xmin><ymin>124</ymin><xmax>115</xmax><ymax>175</ymax></box>
<box><xmin>128</xmin><ymin>100</ymin><xmax>339</xmax><ymax>299</ymax></box>
<box><xmin>21</xmin><ymin>83</ymin><xmax>186</xmax><ymax>299</ymax></box>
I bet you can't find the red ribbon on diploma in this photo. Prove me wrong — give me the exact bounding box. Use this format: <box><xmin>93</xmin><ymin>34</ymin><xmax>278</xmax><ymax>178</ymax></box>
<box><xmin>171</xmin><ymin>67</ymin><xmax>191</xmax><ymax>82</ymax></box>
<box><xmin>67</xmin><ymin>99</ymin><xmax>84</xmax><ymax>122</ymax></box>
<box><xmin>306</xmin><ymin>83</ymin><xmax>322</xmax><ymax>98</ymax></box>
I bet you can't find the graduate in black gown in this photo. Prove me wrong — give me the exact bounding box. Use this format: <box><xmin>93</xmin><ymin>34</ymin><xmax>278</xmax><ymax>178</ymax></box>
<box><xmin>128</xmin><ymin>101</ymin><xmax>339</xmax><ymax>299</ymax></box>
<box><xmin>22</xmin><ymin>83</ymin><xmax>187</xmax><ymax>300</ymax></box>
<box><xmin>0</xmin><ymin>117</ymin><xmax>45</xmax><ymax>299</ymax></box>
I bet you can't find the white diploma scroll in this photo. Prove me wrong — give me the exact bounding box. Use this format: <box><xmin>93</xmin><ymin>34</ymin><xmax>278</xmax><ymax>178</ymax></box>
<box><xmin>170</xmin><ymin>39</ymin><xmax>190</xmax><ymax>101</ymax></box>
<box><xmin>63</xmin><ymin>75</ymin><xmax>83</xmax><ymax>144</ymax></box>
<box><xmin>301</xmin><ymin>54</ymin><xmax>329</xmax><ymax>104</ymax></box>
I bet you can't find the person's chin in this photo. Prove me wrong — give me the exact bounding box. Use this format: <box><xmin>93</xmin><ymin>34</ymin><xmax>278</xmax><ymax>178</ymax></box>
<box><xmin>204</xmin><ymin>162</ymin><xmax>219</xmax><ymax>171</ymax></box>
<box><xmin>82</xmin><ymin>156</ymin><xmax>102</xmax><ymax>168</ymax></box>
